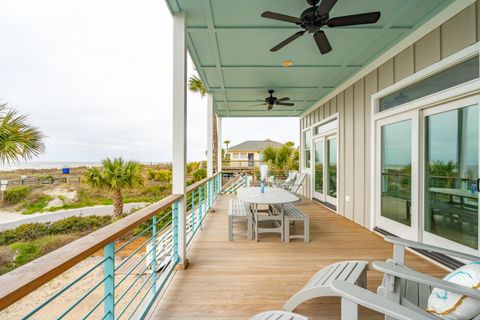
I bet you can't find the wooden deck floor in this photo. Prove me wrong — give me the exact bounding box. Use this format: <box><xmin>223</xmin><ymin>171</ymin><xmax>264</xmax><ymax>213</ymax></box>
<box><xmin>149</xmin><ymin>194</ymin><xmax>446</xmax><ymax>320</ymax></box>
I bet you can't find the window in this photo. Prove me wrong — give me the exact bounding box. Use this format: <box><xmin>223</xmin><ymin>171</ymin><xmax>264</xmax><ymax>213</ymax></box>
<box><xmin>379</xmin><ymin>56</ymin><xmax>479</xmax><ymax>112</ymax></box>
<box><xmin>241</xmin><ymin>153</ymin><xmax>247</xmax><ymax>159</ymax></box>
<box><xmin>232</xmin><ymin>153</ymin><xmax>239</xmax><ymax>160</ymax></box>
<box><xmin>304</xmin><ymin>129</ymin><xmax>312</xmax><ymax>169</ymax></box>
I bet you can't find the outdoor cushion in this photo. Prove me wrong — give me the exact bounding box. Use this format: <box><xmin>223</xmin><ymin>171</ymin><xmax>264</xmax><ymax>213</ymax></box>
<box><xmin>427</xmin><ymin>262</ymin><xmax>480</xmax><ymax>320</ymax></box>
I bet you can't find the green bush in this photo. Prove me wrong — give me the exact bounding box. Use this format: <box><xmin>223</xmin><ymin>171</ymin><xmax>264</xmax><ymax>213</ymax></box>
<box><xmin>3</xmin><ymin>186</ymin><xmax>31</xmax><ymax>204</ymax></box>
<box><xmin>0</xmin><ymin>234</ymin><xmax>80</xmax><ymax>275</ymax></box>
<box><xmin>0</xmin><ymin>215</ymin><xmax>112</xmax><ymax>246</ymax></box>
<box><xmin>22</xmin><ymin>194</ymin><xmax>52</xmax><ymax>214</ymax></box>
<box><xmin>193</xmin><ymin>168</ymin><xmax>207</xmax><ymax>182</ymax></box>
<box><xmin>10</xmin><ymin>242</ymin><xmax>40</xmax><ymax>265</ymax></box>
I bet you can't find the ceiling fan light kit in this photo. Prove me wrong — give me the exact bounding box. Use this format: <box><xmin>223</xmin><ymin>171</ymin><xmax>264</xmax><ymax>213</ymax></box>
<box><xmin>261</xmin><ymin>0</ymin><xmax>381</xmax><ymax>55</ymax></box>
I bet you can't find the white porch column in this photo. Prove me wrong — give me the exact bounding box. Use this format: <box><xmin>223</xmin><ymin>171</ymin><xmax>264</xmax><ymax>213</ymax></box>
<box><xmin>207</xmin><ymin>94</ymin><xmax>214</xmax><ymax>177</ymax></box>
<box><xmin>172</xmin><ymin>12</ymin><xmax>187</xmax><ymax>267</ymax></box>
<box><xmin>217</xmin><ymin>116</ymin><xmax>222</xmax><ymax>173</ymax></box>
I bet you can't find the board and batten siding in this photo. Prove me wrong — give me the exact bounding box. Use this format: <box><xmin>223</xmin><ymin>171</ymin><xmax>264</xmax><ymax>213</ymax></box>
<box><xmin>300</xmin><ymin>3</ymin><xmax>480</xmax><ymax>228</ymax></box>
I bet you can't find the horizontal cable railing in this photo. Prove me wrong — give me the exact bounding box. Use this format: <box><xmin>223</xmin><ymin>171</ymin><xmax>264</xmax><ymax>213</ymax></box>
<box><xmin>0</xmin><ymin>172</ymin><xmax>222</xmax><ymax>320</ymax></box>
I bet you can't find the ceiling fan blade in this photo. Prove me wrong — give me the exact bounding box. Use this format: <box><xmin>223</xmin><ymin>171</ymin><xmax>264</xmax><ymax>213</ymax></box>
<box><xmin>277</xmin><ymin>97</ymin><xmax>290</xmax><ymax>102</ymax></box>
<box><xmin>313</xmin><ymin>31</ymin><xmax>332</xmax><ymax>54</ymax></box>
<box><xmin>261</xmin><ymin>11</ymin><xmax>302</xmax><ymax>24</ymax></box>
<box><xmin>316</xmin><ymin>0</ymin><xmax>337</xmax><ymax>16</ymax></box>
<box><xmin>248</xmin><ymin>103</ymin><xmax>267</xmax><ymax>107</ymax></box>
<box><xmin>277</xmin><ymin>102</ymin><xmax>295</xmax><ymax>106</ymax></box>
<box><xmin>271</xmin><ymin>31</ymin><xmax>305</xmax><ymax>52</ymax></box>
<box><xmin>328</xmin><ymin>11</ymin><xmax>381</xmax><ymax>27</ymax></box>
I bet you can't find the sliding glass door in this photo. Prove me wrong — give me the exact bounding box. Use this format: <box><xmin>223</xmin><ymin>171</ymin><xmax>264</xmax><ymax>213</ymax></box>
<box><xmin>423</xmin><ymin>99</ymin><xmax>479</xmax><ymax>253</ymax></box>
<box><xmin>326</xmin><ymin>137</ymin><xmax>337</xmax><ymax>206</ymax></box>
<box><xmin>313</xmin><ymin>134</ymin><xmax>337</xmax><ymax>208</ymax></box>
<box><xmin>375</xmin><ymin>111</ymin><xmax>418</xmax><ymax>240</ymax></box>
<box><xmin>375</xmin><ymin>95</ymin><xmax>480</xmax><ymax>253</ymax></box>
<box><xmin>313</xmin><ymin>138</ymin><xmax>325</xmax><ymax>201</ymax></box>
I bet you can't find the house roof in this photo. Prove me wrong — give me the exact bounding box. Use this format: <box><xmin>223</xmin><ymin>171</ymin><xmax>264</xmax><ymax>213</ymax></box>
<box><xmin>228</xmin><ymin>139</ymin><xmax>283</xmax><ymax>152</ymax></box>
<box><xmin>164</xmin><ymin>0</ymin><xmax>455</xmax><ymax>117</ymax></box>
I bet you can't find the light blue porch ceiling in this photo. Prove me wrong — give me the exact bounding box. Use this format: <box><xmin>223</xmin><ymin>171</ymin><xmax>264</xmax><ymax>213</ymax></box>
<box><xmin>164</xmin><ymin>0</ymin><xmax>454</xmax><ymax>117</ymax></box>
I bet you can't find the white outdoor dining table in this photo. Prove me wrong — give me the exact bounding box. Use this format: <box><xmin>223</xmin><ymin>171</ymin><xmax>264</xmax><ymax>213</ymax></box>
<box><xmin>237</xmin><ymin>187</ymin><xmax>299</xmax><ymax>205</ymax></box>
<box><xmin>237</xmin><ymin>187</ymin><xmax>299</xmax><ymax>241</ymax></box>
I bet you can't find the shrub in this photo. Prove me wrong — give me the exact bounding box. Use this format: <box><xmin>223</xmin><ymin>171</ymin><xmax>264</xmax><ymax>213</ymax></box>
<box><xmin>22</xmin><ymin>194</ymin><xmax>52</xmax><ymax>214</ymax></box>
<box><xmin>140</xmin><ymin>185</ymin><xmax>167</xmax><ymax>198</ymax></box>
<box><xmin>193</xmin><ymin>168</ymin><xmax>207</xmax><ymax>182</ymax></box>
<box><xmin>0</xmin><ymin>215</ymin><xmax>112</xmax><ymax>246</ymax></box>
<box><xmin>3</xmin><ymin>234</ymin><xmax>79</xmax><ymax>273</ymax></box>
<box><xmin>147</xmin><ymin>169</ymin><xmax>172</xmax><ymax>183</ymax></box>
<box><xmin>3</xmin><ymin>186</ymin><xmax>31</xmax><ymax>204</ymax></box>
<box><xmin>10</xmin><ymin>242</ymin><xmax>41</xmax><ymax>265</ymax></box>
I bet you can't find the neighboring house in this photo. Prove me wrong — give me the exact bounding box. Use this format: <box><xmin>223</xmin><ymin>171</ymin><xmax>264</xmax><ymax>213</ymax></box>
<box><xmin>226</xmin><ymin>139</ymin><xmax>282</xmax><ymax>167</ymax></box>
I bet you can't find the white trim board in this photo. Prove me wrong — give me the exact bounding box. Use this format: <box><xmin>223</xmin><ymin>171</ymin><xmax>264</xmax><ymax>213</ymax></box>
<box><xmin>300</xmin><ymin>0</ymin><xmax>475</xmax><ymax>118</ymax></box>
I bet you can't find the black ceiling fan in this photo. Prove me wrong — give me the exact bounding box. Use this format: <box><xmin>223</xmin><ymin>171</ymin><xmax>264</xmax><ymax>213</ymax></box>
<box><xmin>248</xmin><ymin>90</ymin><xmax>295</xmax><ymax>110</ymax></box>
<box><xmin>261</xmin><ymin>0</ymin><xmax>381</xmax><ymax>54</ymax></box>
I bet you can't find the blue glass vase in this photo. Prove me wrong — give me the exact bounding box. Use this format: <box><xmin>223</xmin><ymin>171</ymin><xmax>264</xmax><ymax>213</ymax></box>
<box><xmin>261</xmin><ymin>180</ymin><xmax>265</xmax><ymax>193</ymax></box>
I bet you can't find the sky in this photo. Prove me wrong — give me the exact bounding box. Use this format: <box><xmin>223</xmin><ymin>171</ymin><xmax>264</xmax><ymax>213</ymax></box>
<box><xmin>0</xmin><ymin>0</ymin><xmax>299</xmax><ymax>166</ymax></box>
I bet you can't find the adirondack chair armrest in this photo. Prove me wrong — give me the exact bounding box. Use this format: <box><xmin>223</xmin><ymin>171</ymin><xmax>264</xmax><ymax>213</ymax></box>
<box><xmin>331</xmin><ymin>280</ymin><xmax>436</xmax><ymax>320</ymax></box>
<box><xmin>373</xmin><ymin>261</ymin><xmax>480</xmax><ymax>299</ymax></box>
<box><xmin>384</xmin><ymin>236</ymin><xmax>480</xmax><ymax>262</ymax></box>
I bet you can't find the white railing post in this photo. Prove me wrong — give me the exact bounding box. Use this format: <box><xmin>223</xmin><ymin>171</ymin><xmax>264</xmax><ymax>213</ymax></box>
<box><xmin>172</xmin><ymin>12</ymin><xmax>187</xmax><ymax>268</ymax></box>
<box><xmin>217</xmin><ymin>116</ymin><xmax>222</xmax><ymax>172</ymax></box>
<box><xmin>207</xmin><ymin>94</ymin><xmax>214</xmax><ymax>177</ymax></box>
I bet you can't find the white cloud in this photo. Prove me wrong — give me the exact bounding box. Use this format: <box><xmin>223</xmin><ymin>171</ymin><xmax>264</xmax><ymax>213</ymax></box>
<box><xmin>0</xmin><ymin>0</ymin><xmax>299</xmax><ymax>166</ymax></box>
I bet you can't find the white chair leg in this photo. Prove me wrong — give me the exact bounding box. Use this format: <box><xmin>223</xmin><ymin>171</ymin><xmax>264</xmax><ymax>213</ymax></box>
<box><xmin>304</xmin><ymin>217</ymin><xmax>310</xmax><ymax>243</ymax></box>
<box><xmin>228</xmin><ymin>215</ymin><xmax>233</xmax><ymax>241</ymax></box>
<box><xmin>284</xmin><ymin>216</ymin><xmax>290</xmax><ymax>243</ymax></box>
<box><xmin>341</xmin><ymin>298</ymin><xmax>359</xmax><ymax>320</ymax></box>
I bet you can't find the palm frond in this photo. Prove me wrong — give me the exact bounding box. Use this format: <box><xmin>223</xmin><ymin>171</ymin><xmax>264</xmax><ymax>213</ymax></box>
<box><xmin>0</xmin><ymin>103</ymin><xmax>45</xmax><ymax>164</ymax></box>
<box><xmin>188</xmin><ymin>75</ymin><xmax>206</xmax><ymax>97</ymax></box>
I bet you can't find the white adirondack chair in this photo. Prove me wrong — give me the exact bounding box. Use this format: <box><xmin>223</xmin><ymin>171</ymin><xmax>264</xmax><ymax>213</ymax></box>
<box><xmin>289</xmin><ymin>172</ymin><xmax>307</xmax><ymax>194</ymax></box>
<box><xmin>254</xmin><ymin>235</ymin><xmax>480</xmax><ymax>320</ymax></box>
<box><xmin>375</xmin><ymin>236</ymin><xmax>480</xmax><ymax>320</ymax></box>
<box><xmin>252</xmin><ymin>280</ymin><xmax>436</xmax><ymax>320</ymax></box>
<box><xmin>278</xmin><ymin>171</ymin><xmax>298</xmax><ymax>189</ymax></box>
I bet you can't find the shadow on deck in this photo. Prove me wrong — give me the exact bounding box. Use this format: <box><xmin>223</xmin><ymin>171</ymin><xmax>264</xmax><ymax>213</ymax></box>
<box><xmin>149</xmin><ymin>194</ymin><xmax>445</xmax><ymax>320</ymax></box>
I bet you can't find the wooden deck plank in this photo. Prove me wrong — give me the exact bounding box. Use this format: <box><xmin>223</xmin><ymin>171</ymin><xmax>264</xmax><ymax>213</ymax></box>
<box><xmin>149</xmin><ymin>195</ymin><xmax>446</xmax><ymax>320</ymax></box>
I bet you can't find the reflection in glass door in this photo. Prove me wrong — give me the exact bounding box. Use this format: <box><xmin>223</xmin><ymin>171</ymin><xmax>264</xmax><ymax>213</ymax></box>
<box><xmin>327</xmin><ymin>137</ymin><xmax>337</xmax><ymax>205</ymax></box>
<box><xmin>381</xmin><ymin>120</ymin><xmax>412</xmax><ymax>227</ymax></box>
<box><xmin>313</xmin><ymin>135</ymin><xmax>337</xmax><ymax>207</ymax></box>
<box><xmin>376</xmin><ymin>111</ymin><xmax>417</xmax><ymax>241</ymax></box>
<box><xmin>424</xmin><ymin>104</ymin><xmax>479</xmax><ymax>250</ymax></box>
<box><xmin>314</xmin><ymin>139</ymin><xmax>324</xmax><ymax>201</ymax></box>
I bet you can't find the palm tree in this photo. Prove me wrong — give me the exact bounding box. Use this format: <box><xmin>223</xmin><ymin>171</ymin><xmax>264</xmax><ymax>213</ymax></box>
<box><xmin>188</xmin><ymin>75</ymin><xmax>206</xmax><ymax>97</ymax></box>
<box><xmin>84</xmin><ymin>158</ymin><xmax>144</xmax><ymax>218</ymax></box>
<box><xmin>224</xmin><ymin>140</ymin><xmax>230</xmax><ymax>151</ymax></box>
<box><xmin>188</xmin><ymin>75</ymin><xmax>222</xmax><ymax>172</ymax></box>
<box><xmin>262</xmin><ymin>144</ymin><xmax>297</xmax><ymax>175</ymax></box>
<box><xmin>0</xmin><ymin>103</ymin><xmax>44</xmax><ymax>164</ymax></box>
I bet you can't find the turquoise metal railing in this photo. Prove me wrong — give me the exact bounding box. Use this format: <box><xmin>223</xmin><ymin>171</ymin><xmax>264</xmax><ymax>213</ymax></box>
<box><xmin>0</xmin><ymin>173</ymin><xmax>222</xmax><ymax>320</ymax></box>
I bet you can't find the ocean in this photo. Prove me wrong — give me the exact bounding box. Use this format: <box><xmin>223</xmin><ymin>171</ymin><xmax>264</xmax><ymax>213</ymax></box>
<box><xmin>0</xmin><ymin>161</ymin><xmax>165</xmax><ymax>171</ymax></box>
<box><xmin>0</xmin><ymin>162</ymin><xmax>102</xmax><ymax>171</ymax></box>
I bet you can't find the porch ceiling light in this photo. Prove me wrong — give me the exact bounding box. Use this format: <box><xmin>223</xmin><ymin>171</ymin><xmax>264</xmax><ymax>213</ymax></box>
<box><xmin>282</xmin><ymin>60</ymin><xmax>294</xmax><ymax>67</ymax></box>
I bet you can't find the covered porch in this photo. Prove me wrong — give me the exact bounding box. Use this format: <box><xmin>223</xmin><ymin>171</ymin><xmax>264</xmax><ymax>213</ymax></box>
<box><xmin>148</xmin><ymin>194</ymin><xmax>445</xmax><ymax>319</ymax></box>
